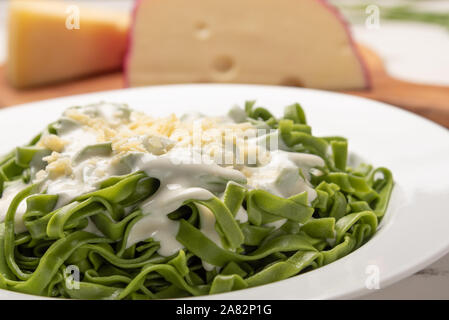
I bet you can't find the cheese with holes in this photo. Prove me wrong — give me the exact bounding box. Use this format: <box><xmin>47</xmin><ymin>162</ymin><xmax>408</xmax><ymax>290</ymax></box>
<box><xmin>7</xmin><ymin>0</ymin><xmax>129</xmax><ymax>88</ymax></box>
<box><xmin>125</xmin><ymin>0</ymin><xmax>369</xmax><ymax>90</ymax></box>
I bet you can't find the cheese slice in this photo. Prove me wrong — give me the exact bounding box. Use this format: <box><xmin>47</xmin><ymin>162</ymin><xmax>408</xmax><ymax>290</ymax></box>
<box><xmin>7</xmin><ymin>0</ymin><xmax>129</xmax><ymax>88</ymax></box>
<box><xmin>125</xmin><ymin>0</ymin><xmax>369</xmax><ymax>90</ymax></box>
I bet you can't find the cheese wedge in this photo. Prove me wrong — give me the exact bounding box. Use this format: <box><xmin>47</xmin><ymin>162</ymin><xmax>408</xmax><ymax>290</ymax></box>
<box><xmin>125</xmin><ymin>0</ymin><xmax>369</xmax><ymax>90</ymax></box>
<box><xmin>7</xmin><ymin>0</ymin><xmax>129</xmax><ymax>88</ymax></box>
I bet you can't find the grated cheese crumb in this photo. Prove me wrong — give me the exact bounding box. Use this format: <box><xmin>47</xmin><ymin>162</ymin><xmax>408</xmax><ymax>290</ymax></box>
<box><xmin>38</xmin><ymin>134</ymin><xmax>68</xmax><ymax>152</ymax></box>
<box><xmin>45</xmin><ymin>157</ymin><xmax>73</xmax><ymax>179</ymax></box>
<box><xmin>39</xmin><ymin>104</ymin><xmax>269</xmax><ymax>177</ymax></box>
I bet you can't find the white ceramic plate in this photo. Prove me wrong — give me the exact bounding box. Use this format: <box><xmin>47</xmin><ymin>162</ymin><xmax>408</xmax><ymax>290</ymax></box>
<box><xmin>0</xmin><ymin>84</ymin><xmax>448</xmax><ymax>300</ymax></box>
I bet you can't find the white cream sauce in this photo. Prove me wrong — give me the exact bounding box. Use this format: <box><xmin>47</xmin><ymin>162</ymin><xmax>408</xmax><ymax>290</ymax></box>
<box><xmin>126</xmin><ymin>187</ymin><xmax>213</xmax><ymax>255</ymax></box>
<box><xmin>0</xmin><ymin>181</ymin><xmax>28</xmax><ymax>233</ymax></box>
<box><xmin>0</xmin><ymin>103</ymin><xmax>326</xmax><ymax>262</ymax></box>
<box><xmin>265</xmin><ymin>218</ymin><xmax>288</xmax><ymax>229</ymax></box>
<box><xmin>244</xmin><ymin>150</ymin><xmax>323</xmax><ymax>203</ymax></box>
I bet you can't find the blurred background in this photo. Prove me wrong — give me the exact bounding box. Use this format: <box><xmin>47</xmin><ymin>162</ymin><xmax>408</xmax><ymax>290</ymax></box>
<box><xmin>0</xmin><ymin>0</ymin><xmax>448</xmax><ymax>299</ymax></box>
<box><xmin>1</xmin><ymin>0</ymin><xmax>449</xmax><ymax>126</ymax></box>
<box><xmin>3</xmin><ymin>0</ymin><xmax>449</xmax><ymax>83</ymax></box>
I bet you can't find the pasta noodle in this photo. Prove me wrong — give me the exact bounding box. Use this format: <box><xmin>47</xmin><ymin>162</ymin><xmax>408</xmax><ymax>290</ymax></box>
<box><xmin>0</xmin><ymin>101</ymin><xmax>393</xmax><ymax>299</ymax></box>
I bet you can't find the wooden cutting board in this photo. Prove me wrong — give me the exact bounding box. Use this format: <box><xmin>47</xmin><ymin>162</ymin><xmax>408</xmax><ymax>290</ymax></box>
<box><xmin>1</xmin><ymin>45</ymin><xmax>448</xmax><ymax>128</ymax></box>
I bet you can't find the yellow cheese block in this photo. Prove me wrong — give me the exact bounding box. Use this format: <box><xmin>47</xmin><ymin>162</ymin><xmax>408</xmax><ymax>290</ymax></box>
<box><xmin>126</xmin><ymin>0</ymin><xmax>369</xmax><ymax>90</ymax></box>
<box><xmin>7</xmin><ymin>0</ymin><xmax>130</xmax><ymax>88</ymax></box>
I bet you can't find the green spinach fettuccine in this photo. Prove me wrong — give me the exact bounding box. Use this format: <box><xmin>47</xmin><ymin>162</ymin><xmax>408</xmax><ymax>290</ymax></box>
<box><xmin>0</xmin><ymin>101</ymin><xmax>393</xmax><ymax>299</ymax></box>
